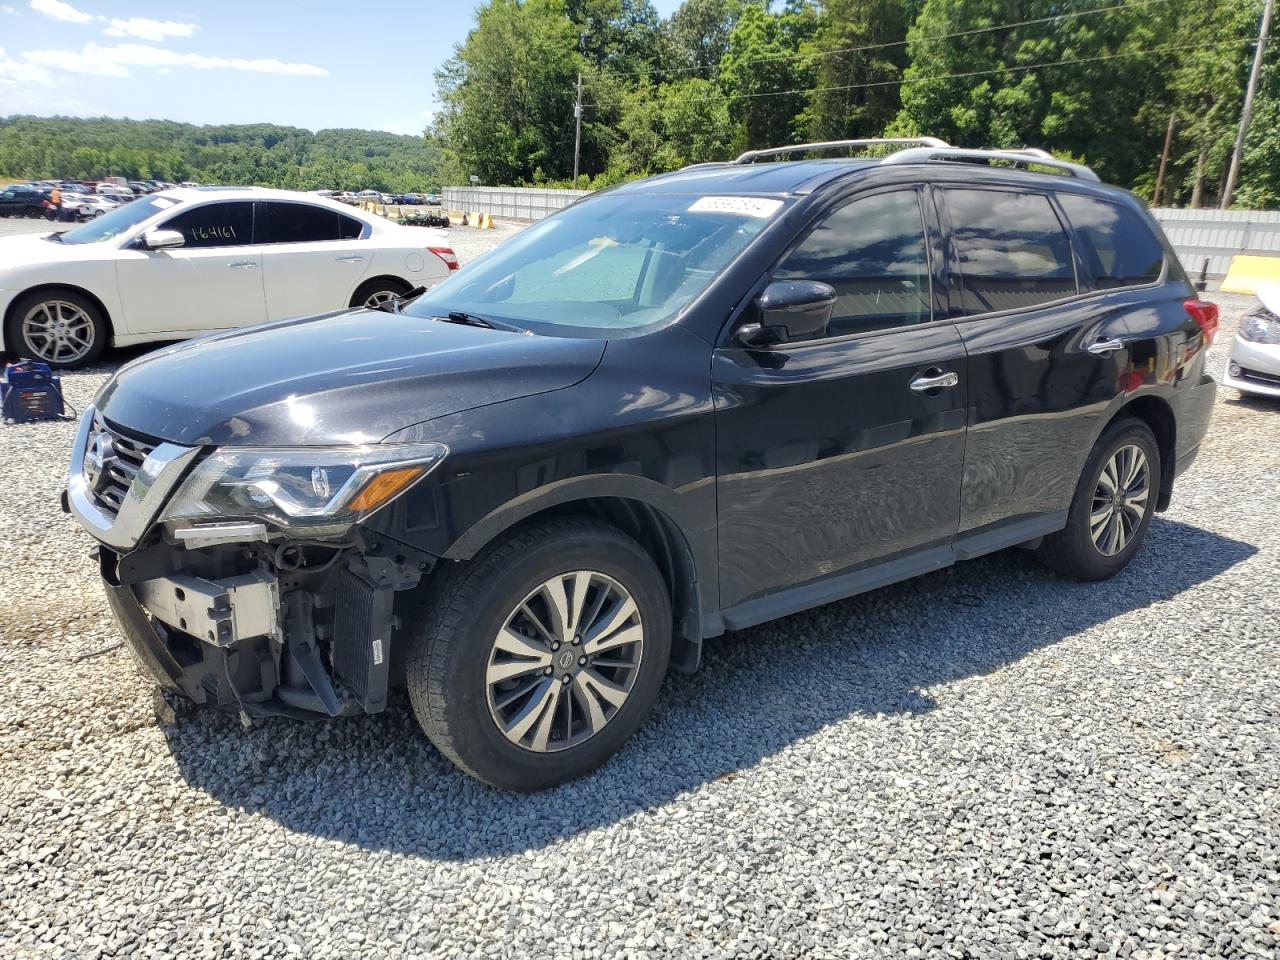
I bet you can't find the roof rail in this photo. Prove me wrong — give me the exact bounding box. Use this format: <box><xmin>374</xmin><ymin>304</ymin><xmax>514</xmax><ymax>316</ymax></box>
<box><xmin>733</xmin><ymin>137</ymin><xmax>949</xmax><ymax>165</ymax></box>
<box><xmin>880</xmin><ymin>146</ymin><xmax>1099</xmax><ymax>181</ymax></box>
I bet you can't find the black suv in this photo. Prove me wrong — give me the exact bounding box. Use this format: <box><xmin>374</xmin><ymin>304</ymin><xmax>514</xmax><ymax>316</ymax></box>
<box><xmin>0</xmin><ymin>184</ymin><xmax>50</xmax><ymax>218</ymax></box>
<box><xmin>65</xmin><ymin>139</ymin><xmax>1218</xmax><ymax>790</ymax></box>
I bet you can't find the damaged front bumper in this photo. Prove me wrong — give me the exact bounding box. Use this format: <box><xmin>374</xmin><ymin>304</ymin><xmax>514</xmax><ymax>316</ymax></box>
<box><xmin>94</xmin><ymin>529</ymin><xmax>434</xmax><ymax>720</ymax></box>
<box><xmin>64</xmin><ymin>405</ymin><xmax>442</xmax><ymax>720</ymax></box>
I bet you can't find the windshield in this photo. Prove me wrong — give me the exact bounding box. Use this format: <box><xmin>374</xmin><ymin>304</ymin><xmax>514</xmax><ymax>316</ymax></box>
<box><xmin>58</xmin><ymin>195</ymin><xmax>177</xmax><ymax>245</ymax></box>
<box><xmin>406</xmin><ymin>193</ymin><xmax>784</xmax><ymax>335</ymax></box>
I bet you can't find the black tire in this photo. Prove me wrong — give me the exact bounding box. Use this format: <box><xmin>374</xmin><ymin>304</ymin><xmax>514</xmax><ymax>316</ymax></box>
<box><xmin>6</xmin><ymin>289</ymin><xmax>108</xmax><ymax>369</ymax></box>
<box><xmin>405</xmin><ymin>518</ymin><xmax>672</xmax><ymax>791</ymax></box>
<box><xmin>350</xmin><ymin>276</ymin><xmax>411</xmax><ymax>310</ymax></box>
<box><xmin>1037</xmin><ymin>417</ymin><xmax>1161</xmax><ymax>581</ymax></box>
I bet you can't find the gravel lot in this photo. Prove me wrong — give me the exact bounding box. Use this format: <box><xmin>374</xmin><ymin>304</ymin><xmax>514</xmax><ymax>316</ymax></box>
<box><xmin>1</xmin><ymin>214</ymin><xmax>1277</xmax><ymax>959</ymax></box>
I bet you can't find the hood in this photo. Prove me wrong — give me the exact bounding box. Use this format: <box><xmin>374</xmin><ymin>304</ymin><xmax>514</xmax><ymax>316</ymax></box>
<box><xmin>94</xmin><ymin>309</ymin><xmax>606</xmax><ymax>446</ymax></box>
<box><xmin>0</xmin><ymin>232</ymin><xmax>100</xmax><ymax>267</ymax></box>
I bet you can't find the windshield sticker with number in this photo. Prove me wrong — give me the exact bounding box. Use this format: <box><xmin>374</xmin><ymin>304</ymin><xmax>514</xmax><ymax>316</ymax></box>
<box><xmin>688</xmin><ymin>196</ymin><xmax>783</xmax><ymax>218</ymax></box>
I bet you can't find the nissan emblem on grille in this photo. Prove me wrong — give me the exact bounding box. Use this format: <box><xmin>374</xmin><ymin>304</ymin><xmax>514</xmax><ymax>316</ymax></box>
<box><xmin>83</xmin><ymin>427</ymin><xmax>116</xmax><ymax>496</ymax></box>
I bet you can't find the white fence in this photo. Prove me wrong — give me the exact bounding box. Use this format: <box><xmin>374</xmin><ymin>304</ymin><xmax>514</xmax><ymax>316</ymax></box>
<box><xmin>443</xmin><ymin>186</ymin><xmax>1280</xmax><ymax>278</ymax></box>
<box><xmin>1149</xmin><ymin>207</ymin><xmax>1280</xmax><ymax>278</ymax></box>
<box><xmin>442</xmin><ymin>186</ymin><xmax>590</xmax><ymax>221</ymax></box>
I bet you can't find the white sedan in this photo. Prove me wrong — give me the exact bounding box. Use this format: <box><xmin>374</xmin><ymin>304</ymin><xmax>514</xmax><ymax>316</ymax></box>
<box><xmin>64</xmin><ymin>193</ymin><xmax>119</xmax><ymax>220</ymax></box>
<box><xmin>1225</xmin><ymin>283</ymin><xmax>1280</xmax><ymax>399</ymax></box>
<box><xmin>0</xmin><ymin>186</ymin><xmax>457</xmax><ymax>368</ymax></box>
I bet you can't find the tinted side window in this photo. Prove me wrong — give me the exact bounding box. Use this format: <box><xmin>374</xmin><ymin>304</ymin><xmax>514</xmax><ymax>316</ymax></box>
<box><xmin>163</xmin><ymin>202</ymin><xmax>253</xmax><ymax>249</ymax></box>
<box><xmin>1057</xmin><ymin>193</ymin><xmax>1165</xmax><ymax>288</ymax></box>
<box><xmin>774</xmin><ymin>190</ymin><xmax>931</xmax><ymax>337</ymax></box>
<box><xmin>255</xmin><ymin>201</ymin><xmax>345</xmax><ymax>244</ymax></box>
<box><xmin>338</xmin><ymin>214</ymin><xmax>363</xmax><ymax>239</ymax></box>
<box><xmin>944</xmin><ymin>189</ymin><xmax>1076</xmax><ymax>315</ymax></box>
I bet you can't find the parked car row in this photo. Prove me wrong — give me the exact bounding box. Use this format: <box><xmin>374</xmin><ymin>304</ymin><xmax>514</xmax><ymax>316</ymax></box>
<box><xmin>314</xmin><ymin>189</ymin><xmax>442</xmax><ymax>206</ymax></box>
<box><xmin>0</xmin><ymin>180</ymin><xmax>154</xmax><ymax>221</ymax></box>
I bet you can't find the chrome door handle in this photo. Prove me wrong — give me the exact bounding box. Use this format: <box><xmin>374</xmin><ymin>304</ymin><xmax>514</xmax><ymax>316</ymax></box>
<box><xmin>227</xmin><ymin>260</ymin><xmax>258</xmax><ymax>269</ymax></box>
<box><xmin>909</xmin><ymin>370</ymin><xmax>959</xmax><ymax>393</ymax></box>
<box><xmin>335</xmin><ymin>254</ymin><xmax>366</xmax><ymax>263</ymax></box>
<box><xmin>1087</xmin><ymin>337</ymin><xmax>1125</xmax><ymax>355</ymax></box>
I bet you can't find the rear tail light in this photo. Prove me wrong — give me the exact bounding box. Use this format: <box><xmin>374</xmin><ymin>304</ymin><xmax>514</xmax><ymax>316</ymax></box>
<box><xmin>428</xmin><ymin>246</ymin><xmax>459</xmax><ymax>271</ymax></box>
<box><xmin>1184</xmin><ymin>299</ymin><xmax>1219</xmax><ymax>345</ymax></box>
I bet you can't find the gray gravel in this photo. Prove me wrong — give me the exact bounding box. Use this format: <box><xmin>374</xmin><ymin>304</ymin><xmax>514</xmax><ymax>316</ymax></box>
<box><xmin>1</xmin><ymin>212</ymin><xmax>1278</xmax><ymax>959</ymax></box>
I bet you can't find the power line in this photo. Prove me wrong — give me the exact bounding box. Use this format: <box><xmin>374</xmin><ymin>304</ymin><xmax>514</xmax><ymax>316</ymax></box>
<box><xmin>660</xmin><ymin>35</ymin><xmax>1256</xmax><ymax>107</ymax></box>
<box><xmin>644</xmin><ymin>0</ymin><xmax>1178</xmax><ymax>81</ymax></box>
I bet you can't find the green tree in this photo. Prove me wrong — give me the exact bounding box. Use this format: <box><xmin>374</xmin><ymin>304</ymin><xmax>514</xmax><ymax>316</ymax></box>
<box><xmin>609</xmin><ymin>76</ymin><xmax>734</xmax><ymax>173</ymax></box>
<box><xmin>667</xmin><ymin>0</ymin><xmax>759</xmax><ymax>70</ymax></box>
<box><xmin>0</xmin><ymin>116</ymin><xmax>443</xmax><ymax>191</ymax></box>
<box><xmin>889</xmin><ymin>0</ymin><xmax>1219</xmax><ymax>186</ymax></box>
<box><xmin>719</xmin><ymin>2</ymin><xmax>819</xmax><ymax>150</ymax></box>
<box><xmin>435</xmin><ymin>0</ymin><xmax>584</xmax><ymax>184</ymax></box>
<box><xmin>802</xmin><ymin>0</ymin><xmax>920</xmax><ymax>140</ymax></box>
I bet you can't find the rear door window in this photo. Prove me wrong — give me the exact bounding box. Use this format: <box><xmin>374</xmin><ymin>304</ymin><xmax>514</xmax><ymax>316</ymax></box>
<box><xmin>255</xmin><ymin>201</ymin><xmax>360</xmax><ymax>244</ymax></box>
<box><xmin>943</xmin><ymin>188</ymin><xmax>1077</xmax><ymax>315</ymax></box>
<box><xmin>1057</xmin><ymin>193</ymin><xmax>1165</xmax><ymax>288</ymax></box>
<box><xmin>162</xmin><ymin>202</ymin><xmax>254</xmax><ymax>249</ymax></box>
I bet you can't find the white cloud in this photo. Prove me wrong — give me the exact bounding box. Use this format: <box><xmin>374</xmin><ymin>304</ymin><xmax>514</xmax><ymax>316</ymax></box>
<box><xmin>22</xmin><ymin>41</ymin><xmax>328</xmax><ymax>77</ymax></box>
<box><xmin>28</xmin><ymin>2</ymin><xmax>197</xmax><ymax>45</ymax></box>
<box><xmin>29</xmin><ymin>0</ymin><xmax>92</xmax><ymax>23</ymax></box>
<box><xmin>103</xmin><ymin>17</ymin><xmax>197</xmax><ymax>42</ymax></box>
<box><xmin>2</xmin><ymin>6</ymin><xmax>18</xmax><ymax>14</ymax></box>
<box><xmin>0</xmin><ymin>45</ymin><xmax>53</xmax><ymax>85</ymax></box>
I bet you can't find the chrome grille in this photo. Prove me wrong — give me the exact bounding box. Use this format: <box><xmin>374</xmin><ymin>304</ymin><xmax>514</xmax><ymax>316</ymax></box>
<box><xmin>87</xmin><ymin>416</ymin><xmax>160</xmax><ymax>519</ymax></box>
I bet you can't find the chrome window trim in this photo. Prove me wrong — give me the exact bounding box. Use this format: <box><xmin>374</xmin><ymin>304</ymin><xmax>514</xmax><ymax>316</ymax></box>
<box><xmin>66</xmin><ymin>405</ymin><xmax>199</xmax><ymax>551</ymax></box>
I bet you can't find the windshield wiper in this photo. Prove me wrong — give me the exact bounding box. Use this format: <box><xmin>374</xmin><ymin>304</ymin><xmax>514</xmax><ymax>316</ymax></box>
<box><xmin>374</xmin><ymin>285</ymin><xmax>427</xmax><ymax>313</ymax></box>
<box><xmin>431</xmin><ymin>311</ymin><xmax>528</xmax><ymax>334</ymax></box>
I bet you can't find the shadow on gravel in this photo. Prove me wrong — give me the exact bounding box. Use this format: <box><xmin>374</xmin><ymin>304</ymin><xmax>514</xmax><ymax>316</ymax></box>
<box><xmin>1222</xmin><ymin>391</ymin><xmax>1280</xmax><ymax>411</ymax></box>
<box><xmin>161</xmin><ymin>516</ymin><xmax>1255</xmax><ymax>861</ymax></box>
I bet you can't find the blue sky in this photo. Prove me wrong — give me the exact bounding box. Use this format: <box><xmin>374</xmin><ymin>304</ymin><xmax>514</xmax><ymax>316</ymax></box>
<box><xmin>0</xmin><ymin>0</ymin><xmax>685</xmax><ymax>134</ymax></box>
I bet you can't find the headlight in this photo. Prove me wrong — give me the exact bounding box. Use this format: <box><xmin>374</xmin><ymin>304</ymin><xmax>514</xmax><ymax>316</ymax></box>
<box><xmin>1241</xmin><ymin>308</ymin><xmax>1280</xmax><ymax>344</ymax></box>
<box><xmin>162</xmin><ymin>443</ymin><xmax>447</xmax><ymax>533</ymax></box>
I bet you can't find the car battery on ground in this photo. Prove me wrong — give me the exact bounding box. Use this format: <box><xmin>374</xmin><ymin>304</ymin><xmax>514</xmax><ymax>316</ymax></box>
<box><xmin>1</xmin><ymin>360</ymin><xmax>69</xmax><ymax>423</ymax></box>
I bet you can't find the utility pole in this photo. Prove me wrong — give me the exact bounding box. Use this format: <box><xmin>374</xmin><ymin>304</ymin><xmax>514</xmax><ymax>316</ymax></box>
<box><xmin>572</xmin><ymin>72</ymin><xmax>583</xmax><ymax>189</ymax></box>
<box><xmin>1221</xmin><ymin>0</ymin><xmax>1273</xmax><ymax>209</ymax></box>
<box><xmin>1153</xmin><ymin>111</ymin><xmax>1176</xmax><ymax>207</ymax></box>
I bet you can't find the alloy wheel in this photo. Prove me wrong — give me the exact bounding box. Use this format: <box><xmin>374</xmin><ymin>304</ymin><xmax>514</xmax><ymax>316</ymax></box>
<box><xmin>1090</xmin><ymin>443</ymin><xmax>1150</xmax><ymax>557</ymax></box>
<box><xmin>486</xmin><ymin>570</ymin><xmax>644</xmax><ymax>753</ymax></box>
<box><xmin>363</xmin><ymin>289</ymin><xmax>399</xmax><ymax>308</ymax></box>
<box><xmin>22</xmin><ymin>300</ymin><xmax>96</xmax><ymax>364</ymax></box>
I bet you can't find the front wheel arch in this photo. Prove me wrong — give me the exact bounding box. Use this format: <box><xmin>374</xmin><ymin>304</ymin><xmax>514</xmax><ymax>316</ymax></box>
<box><xmin>444</xmin><ymin>485</ymin><xmax>712</xmax><ymax>673</ymax></box>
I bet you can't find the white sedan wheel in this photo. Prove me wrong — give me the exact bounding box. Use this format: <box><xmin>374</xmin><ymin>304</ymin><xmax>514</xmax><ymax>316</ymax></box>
<box><xmin>21</xmin><ymin>299</ymin><xmax>97</xmax><ymax>365</ymax></box>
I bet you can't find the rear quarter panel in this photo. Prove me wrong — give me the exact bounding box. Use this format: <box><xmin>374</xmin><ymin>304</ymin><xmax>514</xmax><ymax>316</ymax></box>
<box><xmin>1121</xmin><ymin>280</ymin><xmax>1217</xmax><ymax>464</ymax></box>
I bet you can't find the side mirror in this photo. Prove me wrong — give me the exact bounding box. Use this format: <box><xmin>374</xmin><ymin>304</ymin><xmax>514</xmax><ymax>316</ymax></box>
<box><xmin>141</xmin><ymin>228</ymin><xmax>185</xmax><ymax>250</ymax></box>
<box><xmin>736</xmin><ymin>280</ymin><xmax>837</xmax><ymax>347</ymax></box>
